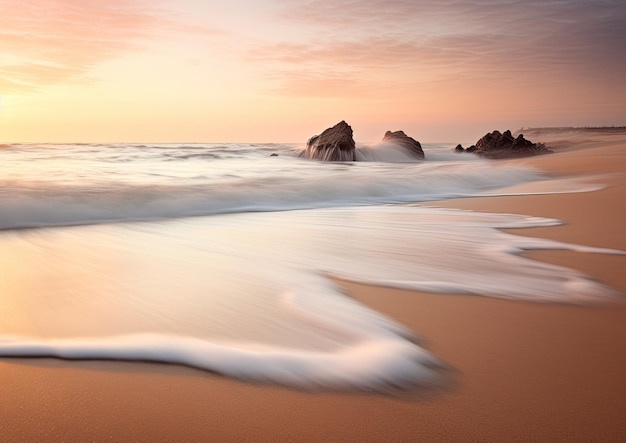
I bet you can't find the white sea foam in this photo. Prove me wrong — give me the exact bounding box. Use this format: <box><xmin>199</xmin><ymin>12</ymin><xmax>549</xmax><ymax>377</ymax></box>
<box><xmin>0</xmin><ymin>163</ymin><xmax>598</xmax><ymax>230</ymax></box>
<box><xmin>1</xmin><ymin>141</ymin><xmax>556</xmax><ymax>230</ymax></box>
<box><xmin>0</xmin><ymin>274</ymin><xmax>439</xmax><ymax>390</ymax></box>
<box><xmin>1</xmin><ymin>143</ymin><xmax>621</xmax><ymax>390</ymax></box>
<box><xmin>355</xmin><ymin>142</ymin><xmax>424</xmax><ymax>162</ymax></box>
<box><xmin>0</xmin><ymin>205</ymin><xmax>622</xmax><ymax>390</ymax></box>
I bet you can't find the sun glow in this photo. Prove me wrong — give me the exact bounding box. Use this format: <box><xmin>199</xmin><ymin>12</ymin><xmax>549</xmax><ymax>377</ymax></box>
<box><xmin>1</xmin><ymin>0</ymin><xmax>624</xmax><ymax>143</ymax></box>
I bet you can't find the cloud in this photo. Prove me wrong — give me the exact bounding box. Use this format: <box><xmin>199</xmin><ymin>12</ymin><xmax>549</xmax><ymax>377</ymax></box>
<box><xmin>248</xmin><ymin>33</ymin><xmax>547</xmax><ymax>98</ymax></box>
<box><xmin>278</xmin><ymin>0</ymin><xmax>447</xmax><ymax>31</ymax></box>
<box><xmin>0</xmin><ymin>0</ymin><xmax>221</xmax><ymax>93</ymax></box>
<box><xmin>258</xmin><ymin>0</ymin><xmax>626</xmax><ymax>97</ymax></box>
<box><xmin>250</xmin><ymin>34</ymin><xmax>508</xmax><ymax>72</ymax></box>
<box><xmin>279</xmin><ymin>0</ymin><xmax>626</xmax><ymax>40</ymax></box>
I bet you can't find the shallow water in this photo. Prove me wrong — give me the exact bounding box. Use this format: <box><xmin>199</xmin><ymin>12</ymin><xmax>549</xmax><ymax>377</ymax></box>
<box><xmin>0</xmin><ymin>143</ymin><xmax>622</xmax><ymax>390</ymax></box>
<box><xmin>0</xmin><ymin>142</ymin><xmax>541</xmax><ymax>229</ymax></box>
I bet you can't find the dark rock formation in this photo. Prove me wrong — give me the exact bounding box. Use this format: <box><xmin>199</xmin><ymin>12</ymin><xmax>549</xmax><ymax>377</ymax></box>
<box><xmin>454</xmin><ymin>144</ymin><xmax>477</xmax><ymax>153</ymax></box>
<box><xmin>382</xmin><ymin>130</ymin><xmax>425</xmax><ymax>159</ymax></box>
<box><xmin>472</xmin><ymin>130</ymin><xmax>552</xmax><ymax>159</ymax></box>
<box><xmin>300</xmin><ymin>121</ymin><xmax>356</xmax><ymax>161</ymax></box>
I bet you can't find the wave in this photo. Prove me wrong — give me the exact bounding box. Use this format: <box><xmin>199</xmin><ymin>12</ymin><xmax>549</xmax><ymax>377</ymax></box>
<box><xmin>0</xmin><ymin>332</ymin><xmax>441</xmax><ymax>391</ymax></box>
<box><xmin>0</xmin><ymin>163</ymin><xmax>548</xmax><ymax>230</ymax></box>
<box><xmin>0</xmin><ymin>271</ymin><xmax>441</xmax><ymax>391</ymax></box>
<box><xmin>355</xmin><ymin>142</ymin><xmax>477</xmax><ymax>162</ymax></box>
<box><xmin>0</xmin><ymin>206</ymin><xmax>622</xmax><ymax>390</ymax></box>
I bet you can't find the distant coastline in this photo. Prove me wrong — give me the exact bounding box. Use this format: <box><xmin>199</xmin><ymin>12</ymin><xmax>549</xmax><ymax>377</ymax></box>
<box><xmin>515</xmin><ymin>125</ymin><xmax>626</xmax><ymax>136</ymax></box>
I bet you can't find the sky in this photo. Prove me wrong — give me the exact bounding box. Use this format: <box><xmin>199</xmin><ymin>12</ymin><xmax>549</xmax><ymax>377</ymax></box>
<box><xmin>1</xmin><ymin>0</ymin><xmax>625</xmax><ymax>143</ymax></box>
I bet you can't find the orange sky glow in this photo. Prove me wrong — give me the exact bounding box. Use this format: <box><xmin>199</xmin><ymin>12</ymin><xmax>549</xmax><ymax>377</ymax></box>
<box><xmin>1</xmin><ymin>0</ymin><xmax>625</xmax><ymax>143</ymax></box>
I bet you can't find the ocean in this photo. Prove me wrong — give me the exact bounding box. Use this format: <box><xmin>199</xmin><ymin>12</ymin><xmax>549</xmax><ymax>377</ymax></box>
<box><xmin>0</xmin><ymin>142</ymin><xmax>622</xmax><ymax>391</ymax></box>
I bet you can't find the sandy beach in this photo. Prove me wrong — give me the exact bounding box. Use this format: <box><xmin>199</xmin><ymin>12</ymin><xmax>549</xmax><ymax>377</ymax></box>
<box><xmin>2</xmin><ymin>133</ymin><xmax>626</xmax><ymax>442</ymax></box>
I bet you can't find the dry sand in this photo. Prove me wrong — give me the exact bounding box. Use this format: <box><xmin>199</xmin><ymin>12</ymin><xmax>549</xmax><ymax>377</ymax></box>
<box><xmin>1</xmin><ymin>132</ymin><xmax>625</xmax><ymax>442</ymax></box>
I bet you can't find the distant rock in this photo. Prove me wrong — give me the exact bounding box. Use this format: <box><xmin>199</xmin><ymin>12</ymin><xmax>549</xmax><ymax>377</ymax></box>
<box><xmin>382</xmin><ymin>130</ymin><xmax>425</xmax><ymax>159</ymax></box>
<box><xmin>454</xmin><ymin>144</ymin><xmax>477</xmax><ymax>153</ymax></box>
<box><xmin>300</xmin><ymin>121</ymin><xmax>356</xmax><ymax>161</ymax></box>
<box><xmin>471</xmin><ymin>130</ymin><xmax>552</xmax><ymax>159</ymax></box>
<box><xmin>270</xmin><ymin>153</ymin><xmax>278</xmax><ymax>157</ymax></box>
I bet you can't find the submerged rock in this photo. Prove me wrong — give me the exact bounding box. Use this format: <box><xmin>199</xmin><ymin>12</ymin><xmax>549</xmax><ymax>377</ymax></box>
<box><xmin>472</xmin><ymin>130</ymin><xmax>552</xmax><ymax>159</ymax></box>
<box><xmin>300</xmin><ymin>121</ymin><xmax>356</xmax><ymax>161</ymax></box>
<box><xmin>382</xmin><ymin>130</ymin><xmax>425</xmax><ymax>159</ymax></box>
<box><xmin>454</xmin><ymin>144</ymin><xmax>465</xmax><ymax>152</ymax></box>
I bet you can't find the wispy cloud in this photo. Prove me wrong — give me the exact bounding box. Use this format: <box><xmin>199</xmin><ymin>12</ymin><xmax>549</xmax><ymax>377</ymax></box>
<box><xmin>256</xmin><ymin>0</ymin><xmax>626</xmax><ymax>98</ymax></box>
<box><xmin>0</xmin><ymin>0</ymin><xmax>220</xmax><ymax>93</ymax></box>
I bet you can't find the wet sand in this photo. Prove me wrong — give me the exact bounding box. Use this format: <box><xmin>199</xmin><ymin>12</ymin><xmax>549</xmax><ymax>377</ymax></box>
<box><xmin>2</xmin><ymin>133</ymin><xmax>625</xmax><ymax>442</ymax></box>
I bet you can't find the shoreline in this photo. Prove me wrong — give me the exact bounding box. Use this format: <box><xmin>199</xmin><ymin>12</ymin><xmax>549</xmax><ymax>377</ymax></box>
<box><xmin>2</xmin><ymin>134</ymin><xmax>626</xmax><ymax>441</ymax></box>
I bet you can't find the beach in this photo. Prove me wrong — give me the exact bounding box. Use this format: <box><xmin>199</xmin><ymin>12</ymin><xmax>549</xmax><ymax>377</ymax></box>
<box><xmin>1</xmin><ymin>133</ymin><xmax>626</xmax><ymax>442</ymax></box>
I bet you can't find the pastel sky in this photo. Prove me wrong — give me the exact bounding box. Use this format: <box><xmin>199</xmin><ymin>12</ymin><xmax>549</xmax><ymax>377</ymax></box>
<box><xmin>1</xmin><ymin>0</ymin><xmax>625</xmax><ymax>143</ymax></box>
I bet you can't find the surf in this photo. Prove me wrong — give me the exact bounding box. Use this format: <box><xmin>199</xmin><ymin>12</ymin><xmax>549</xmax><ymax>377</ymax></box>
<box><xmin>0</xmin><ymin>205</ymin><xmax>622</xmax><ymax>390</ymax></box>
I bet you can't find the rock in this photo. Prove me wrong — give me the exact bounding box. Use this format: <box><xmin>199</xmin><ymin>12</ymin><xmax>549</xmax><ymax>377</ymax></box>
<box><xmin>454</xmin><ymin>144</ymin><xmax>465</xmax><ymax>153</ymax></box>
<box><xmin>382</xmin><ymin>130</ymin><xmax>425</xmax><ymax>159</ymax></box>
<box><xmin>472</xmin><ymin>130</ymin><xmax>552</xmax><ymax>159</ymax></box>
<box><xmin>270</xmin><ymin>153</ymin><xmax>278</xmax><ymax>157</ymax></box>
<box><xmin>300</xmin><ymin>121</ymin><xmax>356</xmax><ymax>161</ymax></box>
<box><xmin>466</xmin><ymin>145</ymin><xmax>476</xmax><ymax>153</ymax></box>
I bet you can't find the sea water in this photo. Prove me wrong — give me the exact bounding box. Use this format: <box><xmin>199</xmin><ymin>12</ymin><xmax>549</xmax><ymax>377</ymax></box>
<box><xmin>0</xmin><ymin>142</ymin><xmax>622</xmax><ymax>390</ymax></box>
